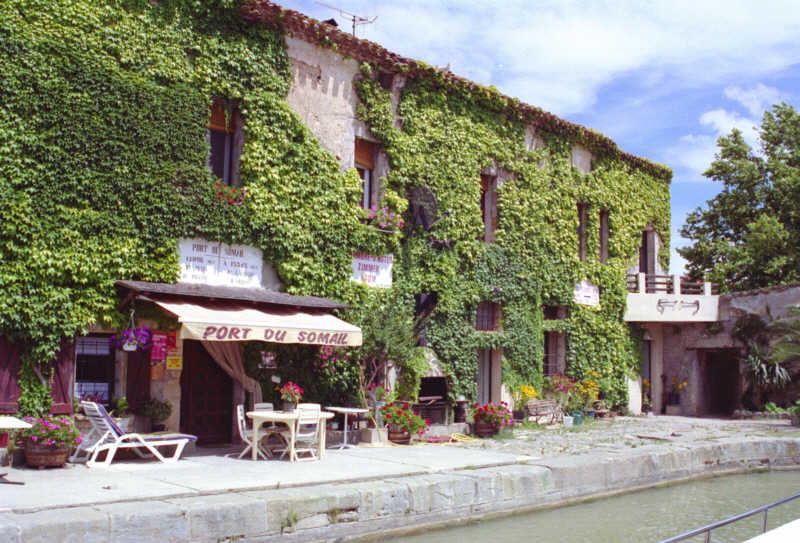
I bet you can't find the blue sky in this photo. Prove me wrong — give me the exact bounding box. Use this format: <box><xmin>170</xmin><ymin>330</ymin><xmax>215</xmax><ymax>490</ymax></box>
<box><xmin>277</xmin><ymin>1</ymin><xmax>800</xmax><ymax>273</ymax></box>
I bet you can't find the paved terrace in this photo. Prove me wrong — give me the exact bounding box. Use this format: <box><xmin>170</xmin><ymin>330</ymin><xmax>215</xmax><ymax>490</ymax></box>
<box><xmin>1</xmin><ymin>416</ymin><xmax>799</xmax><ymax>542</ymax></box>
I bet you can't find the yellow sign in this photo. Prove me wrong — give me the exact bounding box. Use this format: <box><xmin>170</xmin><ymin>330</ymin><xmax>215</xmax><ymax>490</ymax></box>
<box><xmin>166</xmin><ymin>356</ymin><xmax>183</xmax><ymax>370</ymax></box>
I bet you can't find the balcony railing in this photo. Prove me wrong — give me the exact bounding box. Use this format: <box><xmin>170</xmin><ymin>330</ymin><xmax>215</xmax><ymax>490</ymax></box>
<box><xmin>626</xmin><ymin>273</ymin><xmax>719</xmax><ymax>295</ymax></box>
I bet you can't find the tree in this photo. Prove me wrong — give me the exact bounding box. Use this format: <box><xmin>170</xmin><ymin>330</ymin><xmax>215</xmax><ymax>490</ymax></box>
<box><xmin>679</xmin><ymin>103</ymin><xmax>800</xmax><ymax>291</ymax></box>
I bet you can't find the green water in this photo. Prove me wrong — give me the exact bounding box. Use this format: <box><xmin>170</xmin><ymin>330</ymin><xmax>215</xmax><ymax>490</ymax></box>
<box><xmin>388</xmin><ymin>470</ymin><xmax>800</xmax><ymax>543</ymax></box>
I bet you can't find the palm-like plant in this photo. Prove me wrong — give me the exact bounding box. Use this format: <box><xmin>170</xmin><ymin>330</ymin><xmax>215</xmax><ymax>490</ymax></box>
<box><xmin>768</xmin><ymin>305</ymin><xmax>800</xmax><ymax>366</ymax></box>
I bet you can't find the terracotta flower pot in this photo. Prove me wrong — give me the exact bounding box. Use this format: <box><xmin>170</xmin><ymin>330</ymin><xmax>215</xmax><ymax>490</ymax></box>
<box><xmin>473</xmin><ymin>418</ymin><xmax>498</xmax><ymax>438</ymax></box>
<box><xmin>388</xmin><ymin>424</ymin><xmax>411</xmax><ymax>444</ymax></box>
<box><xmin>25</xmin><ymin>441</ymin><xmax>70</xmax><ymax>469</ymax></box>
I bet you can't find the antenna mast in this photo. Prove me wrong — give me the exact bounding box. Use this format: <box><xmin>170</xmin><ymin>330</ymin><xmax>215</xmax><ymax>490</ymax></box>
<box><xmin>314</xmin><ymin>1</ymin><xmax>376</xmax><ymax>37</ymax></box>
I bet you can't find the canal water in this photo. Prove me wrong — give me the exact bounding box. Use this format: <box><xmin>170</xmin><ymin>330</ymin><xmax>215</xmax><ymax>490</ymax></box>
<box><xmin>388</xmin><ymin>470</ymin><xmax>800</xmax><ymax>543</ymax></box>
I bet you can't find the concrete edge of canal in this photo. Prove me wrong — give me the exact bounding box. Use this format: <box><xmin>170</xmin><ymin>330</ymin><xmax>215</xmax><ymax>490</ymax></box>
<box><xmin>2</xmin><ymin>437</ymin><xmax>799</xmax><ymax>542</ymax></box>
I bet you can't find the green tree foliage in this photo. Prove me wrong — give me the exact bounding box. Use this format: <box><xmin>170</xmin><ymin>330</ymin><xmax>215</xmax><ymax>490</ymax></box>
<box><xmin>679</xmin><ymin>104</ymin><xmax>800</xmax><ymax>291</ymax></box>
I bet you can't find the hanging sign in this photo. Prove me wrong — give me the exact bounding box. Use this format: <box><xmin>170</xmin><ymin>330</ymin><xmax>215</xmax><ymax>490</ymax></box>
<box><xmin>573</xmin><ymin>280</ymin><xmax>600</xmax><ymax>306</ymax></box>
<box><xmin>178</xmin><ymin>238</ymin><xmax>263</xmax><ymax>288</ymax></box>
<box><xmin>150</xmin><ymin>332</ymin><xmax>167</xmax><ymax>362</ymax></box>
<box><xmin>350</xmin><ymin>253</ymin><xmax>393</xmax><ymax>288</ymax></box>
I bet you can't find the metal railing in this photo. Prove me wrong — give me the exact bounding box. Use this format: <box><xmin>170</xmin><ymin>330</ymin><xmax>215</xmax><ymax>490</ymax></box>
<box><xmin>658</xmin><ymin>492</ymin><xmax>800</xmax><ymax>543</ymax></box>
<box><xmin>625</xmin><ymin>273</ymin><xmax>719</xmax><ymax>295</ymax></box>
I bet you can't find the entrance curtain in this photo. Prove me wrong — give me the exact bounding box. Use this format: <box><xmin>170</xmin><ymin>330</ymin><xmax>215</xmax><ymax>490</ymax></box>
<box><xmin>201</xmin><ymin>341</ymin><xmax>262</xmax><ymax>405</ymax></box>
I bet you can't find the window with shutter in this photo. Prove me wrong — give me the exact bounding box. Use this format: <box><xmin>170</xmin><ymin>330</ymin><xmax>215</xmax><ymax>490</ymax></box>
<box><xmin>355</xmin><ymin>138</ymin><xmax>377</xmax><ymax>209</ymax></box>
<box><xmin>208</xmin><ymin>99</ymin><xmax>242</xmax><ymax>187</ymax></box>
<box><xmin>480</xmin><ymin>175</ymin><xmax>497</xmax><ymax>242</ymax></box>
<box><xmin>0</xmin><ymin>338</ymin><xmax>21</xmax><ymax>414</ymax></box>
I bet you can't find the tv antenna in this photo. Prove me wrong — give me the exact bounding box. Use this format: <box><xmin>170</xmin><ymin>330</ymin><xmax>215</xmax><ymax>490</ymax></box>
<box><xmin>314</xmin><ymin>1</ymin><xmax>377</xmax><ymax>37</ymax></box>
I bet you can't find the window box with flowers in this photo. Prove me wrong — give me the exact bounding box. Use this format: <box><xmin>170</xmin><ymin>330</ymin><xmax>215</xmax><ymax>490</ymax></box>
<box><xmin>470</xmin><ymin>402</ymin><xmax>514</xmax><ymax>437</ymax></box>
<box><xmin>20</xmin><ymin>415</ymin><xmax>82</xmax><ymax>468</ymax></box>
<box><xmin>362</xmin><ymin>205</ymin><xmax>404</xmax><ymax>233</ymax></box>
<box><xmin>381</xmin><ymin>402</ymin><xmax>429</xmax><ymax>444</ymax></box>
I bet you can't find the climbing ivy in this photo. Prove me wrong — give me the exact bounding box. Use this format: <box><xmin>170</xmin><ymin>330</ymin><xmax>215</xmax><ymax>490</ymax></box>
<box><xmin>1</xmin><ymin>0</ymin><xmax>670</xmax><ymax>410</ymax></box>
<box><xmin>355</xmin><ymin>67</ymin><xmax>671</xmax><ymax>406</ymax></box>
<box><xmin>0</xmin><ymin>0</ymin><xmax>395</xmax><ymax>405</ymax></box>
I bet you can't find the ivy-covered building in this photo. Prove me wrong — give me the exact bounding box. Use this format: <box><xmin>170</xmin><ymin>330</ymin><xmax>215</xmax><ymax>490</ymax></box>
<box><xmin>1</xmin><ymin>1</ymin><xmax>676</xmax><ymax>442</ymax></box>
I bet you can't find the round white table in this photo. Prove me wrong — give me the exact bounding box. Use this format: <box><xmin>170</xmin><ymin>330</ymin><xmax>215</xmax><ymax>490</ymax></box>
<box><xmin>326</xmin><ymin>407</ymin><xmax>368</xmax><ymax>449</ymax></box>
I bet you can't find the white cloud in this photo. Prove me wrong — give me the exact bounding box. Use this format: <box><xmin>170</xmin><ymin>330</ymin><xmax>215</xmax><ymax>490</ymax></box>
<box><xmin>669</xmin><ymin>84</ymin><xmax>775</xmax><ymax>177</ymax></box>
<box><xmin>288</xmin><ymin>0</ymin><xmax>800</xmax><ymax>115</ymax></box>
<box><xmin>724</xmin><ymin>84</ymin><xmax>785</xmax><ymax>117</ymax></box>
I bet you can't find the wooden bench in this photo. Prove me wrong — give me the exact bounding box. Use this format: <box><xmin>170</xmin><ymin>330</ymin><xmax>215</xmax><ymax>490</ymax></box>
<box><xmin>525</xmin><ymin>399</ymin><xmax>562</xmax><ymax>424</ymax></box>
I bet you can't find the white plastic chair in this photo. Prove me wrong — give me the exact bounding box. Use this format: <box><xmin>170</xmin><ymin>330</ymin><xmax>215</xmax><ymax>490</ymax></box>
<box><xmin>281</xmin><ymin>404</ymin><xmax>321</xmax><ymax>461</ymax></box>
<box><xmin>236</xmin><ymin>404</ymin><xmax>271</xmax><ymax>460</ymax></box>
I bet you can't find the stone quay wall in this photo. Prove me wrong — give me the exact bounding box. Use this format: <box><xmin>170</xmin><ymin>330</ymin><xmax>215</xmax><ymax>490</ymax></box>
<box><xmin>2</xmin><ymin>437</ymin><xmax>799</xmax><ymax>542</ymax></box>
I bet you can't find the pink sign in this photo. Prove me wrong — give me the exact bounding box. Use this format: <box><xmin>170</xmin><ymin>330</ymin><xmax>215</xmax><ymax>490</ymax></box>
<box><xmin>151</xmin><ymin>332</ymin><xmax>168</xmax><ymax>361</ymax></box>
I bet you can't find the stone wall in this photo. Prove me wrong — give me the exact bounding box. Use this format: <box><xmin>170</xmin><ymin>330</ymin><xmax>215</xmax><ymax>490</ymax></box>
<box><xmin>2</xmin><ymin>438</ymin><xmax>798</xmax><ymax>542</ymax></box>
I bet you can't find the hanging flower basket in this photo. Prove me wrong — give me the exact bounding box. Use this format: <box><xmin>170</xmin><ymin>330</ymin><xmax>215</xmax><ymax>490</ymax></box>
<box><xmin>112</xmin><ymin>326</ymin><xmax>152</xmax><ymax>352</ymax></box>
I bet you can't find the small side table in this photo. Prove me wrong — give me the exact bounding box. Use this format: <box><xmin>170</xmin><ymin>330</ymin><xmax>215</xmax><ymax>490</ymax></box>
<box><xmin>327</xmin><ymin>407</ymin><xmax>368</xmax><ymax>449</ymax></box>
<box><xmin>1</xmin><ymin>416</ymin><xmax>31</xmax><ymax>485</ymax></box>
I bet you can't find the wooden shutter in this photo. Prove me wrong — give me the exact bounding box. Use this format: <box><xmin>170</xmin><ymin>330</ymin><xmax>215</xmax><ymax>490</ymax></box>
<box><xmin>126</xmin><ymin>348</ymin><xmax>152</xmax><ymax>412</ymax></box>
<box><xmin>0</xmin><ymin>338</ymin><xmax>22</xmax><ymax>414</ymax></box>
<box><xmin>209</xmin><ymin>99</ymin><xmax>239</xmax><ymax>133</ymax></box>
<box><xmin>354</xmin><ymin>138</ymin><xmax>376</xmax><ymax>169</ymax></box>
<box><xmin>50</xmin><ymin>342</ymin><xmax>75</xmax><ymax>415</ymax></box>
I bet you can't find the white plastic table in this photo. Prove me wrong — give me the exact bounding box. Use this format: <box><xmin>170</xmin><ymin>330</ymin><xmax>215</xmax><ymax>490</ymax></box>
<box><xmin>247</xmin><ymin>410</ymin><xmax>333</xmax><ymax>462</ymax></box>
<box><xmin>326</xmin><ymin>407</ymin><xmax>368</xmax><ymax>449</ymax></box>
<box><xmin>1</xmin><ymin>416</ymin><xmax>31</xmax><ymax>485</ymax></box>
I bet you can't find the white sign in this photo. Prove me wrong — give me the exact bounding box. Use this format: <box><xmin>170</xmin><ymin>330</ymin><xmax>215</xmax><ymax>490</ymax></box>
<box><xmin>573</xmin><ymin>280</ymin><xmax>600</xmax><ymax>306</ymax></box>
<box><xmin>350</xmin><ymin>253</ymin><xmax>393</xmax><ymax>288</ymax></box>
<box><xmin>179</xmin><ymin>238</ymin><xmax>263</xmax><ymax>288</ymax></box>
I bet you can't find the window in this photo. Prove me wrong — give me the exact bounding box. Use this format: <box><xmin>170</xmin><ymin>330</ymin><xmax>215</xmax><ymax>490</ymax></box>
<box><xmin>543</xmin><ymin>305</ymin><xmax>567</xmax><ymax>320</ymax></box>
<box><xmin>355</xmin><ymin>138</ymin><xmax>377</xmax><ymax>209</ymax></box>
<box><xmin>414</xmin><ymin>292</ymin><xmax>439</xmax><ymax>346</ymax></box>
<box><xmin>599</xmin><ymin>210</ymin><xmax>609</xmax><ymax>263</ymax></box>
<box><xmin>475</xmin><ymin>302</ymin><xmax>501</xmax><ymax>331</ymax></box>
<box><xmin>577</xmin><ymin>202</ymin><xmax>588</xmax><ymax>261</ymax></box>
<box><xmin>75</xmin><ymin>336</ymin><xmax>114</xmax><ymax>403</ymax></box>
<box><xmin>208</xmin><ymin>99</ymin><xmax>242</xmax><ymax>186</ymax></box>
<box><xmin>480</xmin><ymin>175</ymin><xmax>497</xmax><ymax>242</ymax></box>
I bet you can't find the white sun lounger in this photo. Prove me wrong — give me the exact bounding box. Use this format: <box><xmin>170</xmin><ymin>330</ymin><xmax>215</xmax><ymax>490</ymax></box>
<box><xmin>71</xmin><ymin>401</ymin><xmax>196</xmax><ymax>467</ymax></box>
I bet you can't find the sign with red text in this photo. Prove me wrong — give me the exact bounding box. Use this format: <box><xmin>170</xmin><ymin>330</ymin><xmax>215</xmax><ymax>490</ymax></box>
<box><xmin>350</xmin><ymin>253</ymin><xmax>393</xmax><ymax>288</ymax></box>
<box><xmin>178</xmin><ymin>238</ymin><xmax>263</xmax><ymax>288</ymax></box>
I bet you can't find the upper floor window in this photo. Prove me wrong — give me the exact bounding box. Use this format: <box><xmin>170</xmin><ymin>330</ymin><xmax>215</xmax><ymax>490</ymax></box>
<box><xmin>476</xmin><ymin>302</ymin><xmax>501</xmax><ymax>331</ymax></box>
<box><xmin>208</xmin><ymin>99</ymin><xmax>242</xmax><ymax>186</ymax></box>
<box><xmin>599</xmin><ymin>210</ymin><xmax>609</xmax><ymax>263</ymax></box>
<box><xmin>355</xmin><ymin>138</ymin><xmax>377</xmax><ymax>209</ymax></box>
<box><xmin>577</xmin><ymin>202</ymin><xmax>588</xmax><ymax>261</ymax></box>
<box><xmin>480</xmin><ymin>175</ymin><xmax>497</xmax><ymax>242</ymax></box>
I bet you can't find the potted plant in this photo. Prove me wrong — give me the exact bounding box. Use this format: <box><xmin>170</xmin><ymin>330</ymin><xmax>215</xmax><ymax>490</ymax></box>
<box><xmin>280</xmin><ymin>382</ymin><xmax>303</xmax><ymax>411</ymax></box>
<box><xmin>112</xmin><ymin>326</ymin><xmax>152</xmax><ymax>352</ymax></box>
<box><xmin>470</xmin><ymin>401</ymin><xmax>514</xmax><ymax>437</ymax></box>
<box><xmin>381</xmin><ymin>402</ymin><xmax>429</xmax><ymax>444</ymax></box>
<box><xmin>513</xmin><ymin>385</ymin><xmax>538</xmax><ymax>421</ymax></box>
<box><xmin>20</xmin><ymin>415</ymin><xmax>82</xmax><ymax>468</ymax></box>
<box><xmin>110</xmin><ymin>397</ymin><xmax>133</xmax><ymax>432</ymax></box>
<box><xmin>137</xmin><ymin>399</ymin><xmax>172</xmax><ymax>431</ymax></box>
<box><xmin>668</xmin><ymin>375</ymin><xmax>687</xmax><ymax>405</ymax></box>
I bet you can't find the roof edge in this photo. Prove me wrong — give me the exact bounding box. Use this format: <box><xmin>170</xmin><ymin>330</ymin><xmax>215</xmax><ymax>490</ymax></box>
<box><xmin>240</xmin><ymin>0</ymin><xmax>672</xmax><ymax>182</ymax></box>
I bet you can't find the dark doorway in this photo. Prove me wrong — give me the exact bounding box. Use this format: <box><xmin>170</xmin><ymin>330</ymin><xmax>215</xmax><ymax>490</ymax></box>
<box><xmin>180</xmin><ymin>340</ymin><xmax>233</xmax><ymax>444</ymax></box>
<box><xmin>701</xmin><ymin>349</ymin><xmax>740</xmax><ymax>415</ymax></box>
<box><xmin>126</xmin><ymin>348</ymin><xmax>151</xmax><ymax>412</ymax></box>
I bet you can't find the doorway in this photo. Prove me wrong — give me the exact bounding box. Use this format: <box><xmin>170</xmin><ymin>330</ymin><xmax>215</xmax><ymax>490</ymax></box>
<box><xmin>180</xmin><ymin>340</ymin><xmax>233</xmax><ymax>444</ymax></box>
<box><xmin>700</xmin><ymin>349</ymin><xmax>740</xmax><ymax>416</ymax></box>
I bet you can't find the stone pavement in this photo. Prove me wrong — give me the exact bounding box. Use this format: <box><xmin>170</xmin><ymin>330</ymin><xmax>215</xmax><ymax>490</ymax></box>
<box><xmin>458</xmin><ymin>415</ymin><xmax>800</xmax><ymax>458</ymax></box>
<box><xmin>1</xmin><ymin>416</ymin><xmax>799</xmax><ymax>542</ymax></box>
